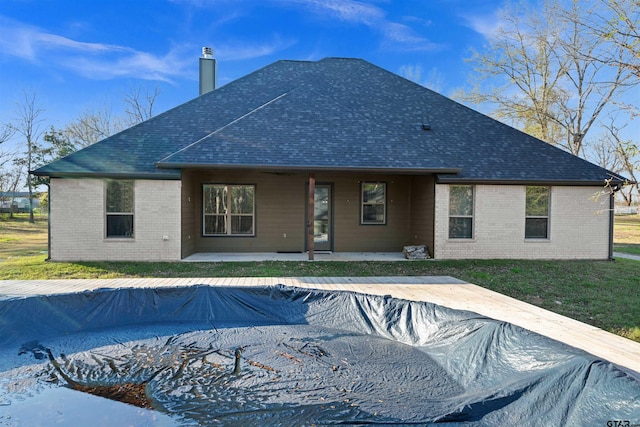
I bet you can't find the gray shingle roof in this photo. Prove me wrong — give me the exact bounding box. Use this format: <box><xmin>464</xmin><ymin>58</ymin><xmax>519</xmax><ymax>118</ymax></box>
<box><xmin>33</xmin><ymin>57</ymin><xmax>624</xmax><ymax>185</ymax></box>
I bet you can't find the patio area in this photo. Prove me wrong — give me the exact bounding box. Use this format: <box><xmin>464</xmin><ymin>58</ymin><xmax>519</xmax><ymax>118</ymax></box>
<box><xmin>182</xmin><ymin>252</ymin><xmax>412</xmax><ymax>262</ymax></box>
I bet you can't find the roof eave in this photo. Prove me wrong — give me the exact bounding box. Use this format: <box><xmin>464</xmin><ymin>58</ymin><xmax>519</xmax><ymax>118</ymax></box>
<box><xmin>31</xmin><ymin>170</ymin><xmax>182</xmax><ymax>180</ymax></box>
<box><xmin>435</xmin><ymin>176</ymin><xmax>624</xmax><ymax>187</ymax></box>
<box><xmin>155</xmin><ymin>162</ymin><xmax>461</xmax><ymax>175</ymax></box>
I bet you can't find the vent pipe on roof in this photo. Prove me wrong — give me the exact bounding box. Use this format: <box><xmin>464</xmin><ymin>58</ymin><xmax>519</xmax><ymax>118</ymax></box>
<box><xmin>199</xmin><ymin>47</ymin><xmax>217</xmax><ymax>96</ymax></box>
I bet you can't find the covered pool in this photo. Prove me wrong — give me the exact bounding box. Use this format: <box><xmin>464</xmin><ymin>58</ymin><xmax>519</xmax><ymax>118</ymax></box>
<box><xmin>1</xmin><ymin>283</ymin><xmax>639</xmax><ymax>426</ymax></box>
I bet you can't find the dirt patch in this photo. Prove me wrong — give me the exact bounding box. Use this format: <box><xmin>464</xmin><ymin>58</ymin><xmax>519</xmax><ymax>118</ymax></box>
<box><xmin>41</xmin><ymin>346</ymin><xmax>158</xmax><ymax>410</ymax></box>
<box><xmin>529</xmin><ymin>295</ymin><xmax>545</xmax><ymax>305</ymax></box>
<box><xmin>73</xmin><ymin>382</ymin><xmax>154</xmax><ymax>409</ymax></box>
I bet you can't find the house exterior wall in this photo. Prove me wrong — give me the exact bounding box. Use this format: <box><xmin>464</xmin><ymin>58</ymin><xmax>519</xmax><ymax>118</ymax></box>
<box><xmin>409</xmin><ymin>175</ymin><xmax>436</xmax><ymax>257</ymax></box>
<box><xmin>184</xmin><ymin>170</ymin><xmax>306</xmax><ymax>253</ymax></box>
<box><xmin>328</xmin><ymin>173</ymin><xmax>412</xmax><ymax>252</ymax></box>
<box><xmin>181</xmin><ymin>171</ymin><xmax>197</xmax><ymax>258</ymax></box>
<box><xmin>48</xmin><ymin>176</ymin><xmax>609</xmax><ymax>261</ymax></box>
<box><xmin>433</xmin><ymin>184</ymin><xmax>611</xmax><ymax>259</ymax></box>
<box><xmin>49</xmin><ymin>178</ymin><xmax>181</xmax><ymax>261</ymax></box>
<box><xmin>183</xmin><ymin>170</ymin><xmax>416</xmax><ymax>255</ymax></box>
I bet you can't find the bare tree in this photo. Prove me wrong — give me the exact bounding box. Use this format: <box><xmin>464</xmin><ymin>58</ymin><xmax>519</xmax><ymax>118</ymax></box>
<box><xmin>0</xmin><ymin>142</ymin><xmax>17</xmax><ymax>172</ymax></box>
<box><xmin>11</xmin><ymin>91</ymin><xmax>45</xmax><ymax>223</ymax></box>
<box><xmin>1</xmin><ymin>165</ymin><xmax>24</xmax><ymax>218</ymax></box>
<box><xmin>577</xmin><ymin>0</ymin><xmax>640</xmax><ymax>121</ymax></box>
<box><xmin>0</xmin><ymin>123</ymin><xmax>15</xmax><ymax>145</ymax></box>
<box><xmin>65</xmin><ymin>105</ymin><xmax>125</xmax><ymax>147</ymax></box>
<box><xmin>64</xmin><ymin>85</ymin><xmax>160</xmax><ymax>148</ymax></box>
<box><xmin>594</xmin><ymin>119</ymin><xmax>640</xmax><ymax>205</ymax></box>
<box><xmin>464</xmin><ymin>1</ymin><xmax>568</xmax><ymax>144</ymax></box>
<box><xmin>0</xmin><ymin>171</ymin><xmax>10</xmax><ymax>215</ymax></box>
<box><xmin>583</xmin><ymin>0</ymin><xmax>639</xmax><ymax>79</ymax></box>
<box><xmin>463</xmin><ymin>0</ymin><xmax>636</xmax><ymax>156</ymax></box>
<box><xmin>123</xmin><ymin>85</ymin><xmax>160</xmax><ymax>125</ymax></box>
<box><xmin>0</xmin><ymin>123</ymin><xmax>16</xmax><ymax>183</ymax></box>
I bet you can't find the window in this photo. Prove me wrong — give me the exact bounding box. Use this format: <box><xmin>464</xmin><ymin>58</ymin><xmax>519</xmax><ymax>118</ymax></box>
<box><xmin>361</xmin><ymin>182</ymin><xmax>386</xmax><ymax>224</ymax></box>
<box><xmin>203</xmin><ymin>184</ymin><xmax>255</xmax><ymax>236</ymax></box>
<box><xmin>449</xmin><ymin>185</ymin><xmax>473</xmax><ymax>239</ymax></box>
<box><xmin>106</xmin><ymin>180</ymin><xmax>134</xmax><ymax>238</ymax></box>
<box><xmin>525</xmin><ymin>186</ymin><xmax>550</xmax><ymax>239</ymax></box>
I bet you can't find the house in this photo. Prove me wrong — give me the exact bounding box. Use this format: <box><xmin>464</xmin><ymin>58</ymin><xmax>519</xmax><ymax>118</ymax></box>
<box><xmin>0</xmin><ymin>192</ymin><xmax>40</xmax><ymax>213</ymax></box>
<box><xmin>32</xmin><ymin>56</ymin><xmax>625</xmax><ymax>262</ymax></box>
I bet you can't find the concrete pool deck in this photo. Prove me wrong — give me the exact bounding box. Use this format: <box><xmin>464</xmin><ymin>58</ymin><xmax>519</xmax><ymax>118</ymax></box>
<box><xmin>1</xmin><ymin>276</ymin><xmax>638</xmax><ymax>377</ymax></box>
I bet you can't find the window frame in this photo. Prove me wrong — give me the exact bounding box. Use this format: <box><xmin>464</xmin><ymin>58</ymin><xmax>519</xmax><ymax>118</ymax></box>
<box><xmin>525</xmin><ymin>186</ymin><xmax>551</xmax><ymax>240</ymax></box>
<box><xmin>105</xmin><ymin>179</ymin><xmax>135</xmax><ymax>239</ymax></box>
<box><xmin>202</xmin><ymin>184</ymin><xmax>255</xmax><ymax>237</ymax></box>
<box><xmin>448</xmin><ymin>185</ymin><xmax>474</xmax><ymax>239</ymax></box>
<box><xmin>360</xmin><ymin>181</ymin><xmax>387</xmax><ymax>225</ymax></box>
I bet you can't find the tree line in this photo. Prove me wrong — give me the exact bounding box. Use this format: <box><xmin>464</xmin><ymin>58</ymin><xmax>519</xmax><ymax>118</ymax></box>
<box><xmin>460</xmin><ymin>0</ymin><xmax>639</xmax><ymax>204</ymax></box>
<box><xmin>0</xmin><ymin>87</ymin><xmax>159</xmax><ymax>222</ymax></box>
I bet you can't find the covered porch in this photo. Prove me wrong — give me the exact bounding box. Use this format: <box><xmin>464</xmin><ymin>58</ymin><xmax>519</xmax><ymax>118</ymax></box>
<box><xmin>180</xmin><ymin>169</ymin><xmax>437</xmax><ymax>260</ymax></box>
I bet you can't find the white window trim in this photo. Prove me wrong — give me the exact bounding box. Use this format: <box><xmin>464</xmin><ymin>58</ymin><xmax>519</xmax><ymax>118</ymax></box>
<box><xmin>448</xmin><ymin>185</ymin><xmax>474</xmax><ymax>240</ymax></box>
<box><xmin>105</xmin><ymin>179</ymin><xmax>135</xmax><ymax>239</ymax></box>
<box><xmin>203</xmin><ymin>184</ymin><xmax>255</xmax><ymax>236</ymax></box>
<box><xmin>525</xmin><ymin>186</ymin><xmax>551</xmax><ymax>240</ymax></box>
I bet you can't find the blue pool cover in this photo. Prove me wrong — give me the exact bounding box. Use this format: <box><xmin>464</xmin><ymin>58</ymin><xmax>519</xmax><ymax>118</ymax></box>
<box><xmin>0</xmin><ymin>285</ymin><xmax>639</xmax><ymax>426</ymax></box>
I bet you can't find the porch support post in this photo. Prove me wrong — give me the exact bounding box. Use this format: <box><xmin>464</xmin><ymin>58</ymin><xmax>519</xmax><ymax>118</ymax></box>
<box><xmin>308</xmin><ymin>172</ymin><xmax>315</xmax><ymax>261</ymax></box>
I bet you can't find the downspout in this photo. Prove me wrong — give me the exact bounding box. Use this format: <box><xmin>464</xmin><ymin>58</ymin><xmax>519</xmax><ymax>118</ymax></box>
<box><xmin>46</xmin><ymin>183</ymin><xmax>51</xmax><ymax>261</ymax></box>
<box><xmin>608</xmin><ymin>185</ymin><xmax>620</xmax><ymax>261</ymax></box>
<box><xmin>308</xmin><ymin>173</ymin><xmax>315</xmax><ymax>261</ymax></box>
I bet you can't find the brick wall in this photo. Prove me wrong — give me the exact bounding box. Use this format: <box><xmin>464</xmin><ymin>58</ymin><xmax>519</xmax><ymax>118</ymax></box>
<box><xmin>50</xmin><ymin>178</ymin><xmax>181</xmax><ymax>261</ymax></box>
<box><xmin>433</xmin><ymin>184</ymin><xmax>611</xmax><ymax>259</ymax></box>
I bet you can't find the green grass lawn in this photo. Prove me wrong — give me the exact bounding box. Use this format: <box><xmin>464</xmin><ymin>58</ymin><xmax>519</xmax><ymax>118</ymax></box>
<box><xmin>1</xmin><ymin>212</ymin><xmax>639</xmax><ymax>343</ymax></box>
<box><xmin>614</xmin><ymin>214</ymin><xmax>640</xmax><ymax>255</ymax></box>
<box><xmin>0</xmin><ymin>213</ymin><xmax>48</xmax><ymax>258</ymax></box>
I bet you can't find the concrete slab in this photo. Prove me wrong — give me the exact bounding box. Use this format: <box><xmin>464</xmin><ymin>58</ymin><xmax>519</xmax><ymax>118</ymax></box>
<box><xmin>1</xmin><ymin>276</ymin><xmax>638</xmax><ymax>377</ymax></box>
<box><xmin>183</xmin><ymin>252</ymin><xmax>411</xmax><ymax>262</ymax></box>
<box><xmin>614</xmin><ymin>251</ymin><xmax>640</xmax><ymax>261</ymax></box>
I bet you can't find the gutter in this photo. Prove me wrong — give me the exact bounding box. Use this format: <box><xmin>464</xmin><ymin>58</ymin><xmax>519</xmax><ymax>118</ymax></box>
<box><xmin>608</xmin><ymin>186</ymin><xmax>618</xmax><ymax>261</ymax></box>
<box><xmin>30</xmin><ymin>171</ymin><xmax>182</xmax><ymax>180</ymax></box>
<box><xmin>434</xmin><ymin>177</ymin><xmax>625</xmax><ymax>187</ymax></box>
<box><xmin>607</xmin><ymin>181</ymin><xmax>630</xmax><ymax>261</ymax></box>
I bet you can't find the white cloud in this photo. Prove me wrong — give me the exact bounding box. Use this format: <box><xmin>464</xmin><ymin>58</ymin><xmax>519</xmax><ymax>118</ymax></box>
<box><xmin>461</xmin><ymin>11</ymin><xmax>505</xmax><ymax>40</ymax></box>
<box><xmin>381</xmin><ymin>22</ymin><xmax>441</xmax><ymax>51</ymax></box>
<box><xmin>274</xmin><ymin>0</ymin><xmax>443</xmax><ymax>51</ymax></box>
<box><xmin>0</xmin><ymin>16</ymin><xmax>126</xmax><ymax>61</ymax></box>
<box><xmin>62</xmin><ymin>47</ymin><xmax>193</xmax><ymax>82</ymax></box>
<box><xmin>216</xmin><ymin>37</ymin><xmax>297</xmax><ymax>61</ymax></box>
<box><xmin>0</xmin><ymin>14</ymin><xmax>287</xmax><ymax>84</ymax></box>
<box><xmin>290</xmin><ymin>0</ymin><xmax>385</xmax><ymax>25</ymax></box>
<box><xmin>168</xmin><ymin>0</ymin><xmax>443</xmax><ymax>52</ymax></box>
<box><xmin>0</xmin><ymin>15</ymin><xmax>187</xmax><ymax>82</ymax></box>
<box><xmin>399</xmin><ymin>64</ymin><xmax>446</xmax><ymax>92</ymax></box>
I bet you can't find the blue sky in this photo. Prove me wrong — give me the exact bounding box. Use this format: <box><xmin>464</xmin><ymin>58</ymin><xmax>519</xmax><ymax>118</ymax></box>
<box><xmin>0</xmin><ymin>0</ymin><xmax>502</xmax><ymax>136</ymax></box>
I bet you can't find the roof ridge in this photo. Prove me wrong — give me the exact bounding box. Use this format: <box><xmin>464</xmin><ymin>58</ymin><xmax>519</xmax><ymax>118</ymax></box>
<box><xmin>156</xmin><ymin>89</ymin><xmax>294</xmax><ymax>165</ymax></box>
